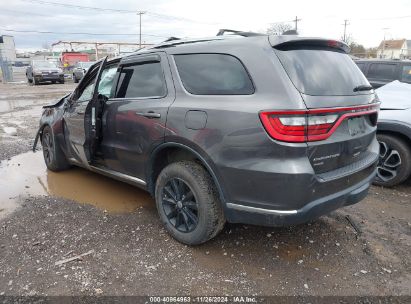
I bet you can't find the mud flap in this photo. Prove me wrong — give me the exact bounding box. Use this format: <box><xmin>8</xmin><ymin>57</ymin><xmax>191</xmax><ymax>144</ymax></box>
<box><xmin>32</xmin><ymin>127</ymin><xmax>42</xmax><ymax>152</ymax></box>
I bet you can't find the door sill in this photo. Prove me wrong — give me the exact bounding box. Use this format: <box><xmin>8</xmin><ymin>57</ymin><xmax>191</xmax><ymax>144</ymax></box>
<box><xmin>90</xmin><ymin>165</ymin><xmax>147</xmax><ymax>186</ymax></box>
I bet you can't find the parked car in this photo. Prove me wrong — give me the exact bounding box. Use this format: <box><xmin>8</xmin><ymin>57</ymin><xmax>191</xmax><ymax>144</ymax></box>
<box><xmin>72</xmin><ymin>61</ymin><xmax>95</xmax><ymax>83</ymax></box>
<box><xmin>33</xmin><ymin>31</ymin><xmax>380</xmax><ymax>245</ymax></box>
<box><xmin>375</xmin><ymin>81</ymin><xmax>411</xmax><ymax>187</ymax></box>
<box><xmin>26</xmin><ymin>60</ymin><xmax>64</xmax><ymax>85</ymax></box>
<box><xmin>355</xmin><ymin>59</ymin><xmax>411</xmax><ymax>89</ymax></box>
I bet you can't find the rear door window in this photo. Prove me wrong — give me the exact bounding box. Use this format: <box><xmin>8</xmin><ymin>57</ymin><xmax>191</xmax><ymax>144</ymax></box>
<box><xmin>401</xmin><ymin>65</ymin><xmax>411</xmax><ymax>83</ymax></box>
<box><xmin>115</xmin><ymin>62</ymin><xmax>166</xmax><ymax>98</ymax></box>
<box><xmin>275</xmin><ymin>48</ymin><xmax>369</xmax><ymax>96</ymax></box>
<box><xmin>368</xmin><ymin>63</ymin><xmax>396</xmax><ymax>80</ymax></box>
<box><xmin>174</xmin><ymin>54</ymin><xmax>254</xmax><ymax>95</ymax></box>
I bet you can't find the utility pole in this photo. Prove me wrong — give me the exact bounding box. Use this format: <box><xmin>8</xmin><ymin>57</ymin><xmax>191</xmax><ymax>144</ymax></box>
<box><xmin>381</xmin><ymin>28</ymin><xmax>390</xmax><ymax>59</ymax></box>
<box><xmin>342</xmin><ymin>19</ymin><xmax>350</xmax><ymax>43</ymax></box>
<box><xmin>137</xmin><ymin>11</ymin><xmax>146</xmax><ymax>49</ymax></box>
<box><xmin>293</xmin><ymin>16</ymin><xmax>301</xmax><ymax>31</ymax></box>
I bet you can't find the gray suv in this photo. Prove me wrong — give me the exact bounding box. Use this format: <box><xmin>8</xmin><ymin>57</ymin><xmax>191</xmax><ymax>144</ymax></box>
<box><xmin>26</xmin><ymin>60</ymin><xmax>64</xmax><ymax>85</ymax></box>
<box><xmin>33</xmin><ymin>32</ymin><xmax>379</xmax><ymax>245</ymax></box>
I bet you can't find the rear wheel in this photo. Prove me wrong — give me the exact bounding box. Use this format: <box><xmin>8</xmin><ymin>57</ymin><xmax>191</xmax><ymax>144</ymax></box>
<box><xmin>374</xmin><ymin>134</ymin><xmax>411</xmax><ymax>187</ymax></box>
<box><xmin>155</xmin><ymin>161</ymin><xmax>225</xmax><ymax>245</ymax></box>
<box><xmin>73</xmin><ymin>75</ymin><xmax>79</xmax><ymax>83</ymax></box>
<box><xmin>33</xmin><ymin>78</ymin><xmax>39</xmax><ymax>85</ymax></box>
<box><xmin>41</xmin><ymin>125</ymin><xmax>70</xmax><ymax>172</ymax></box>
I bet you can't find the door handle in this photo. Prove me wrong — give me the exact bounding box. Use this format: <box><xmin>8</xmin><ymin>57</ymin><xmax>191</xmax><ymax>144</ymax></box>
<box><xmin>136</xmin><ymin>112</ymin><xmax>161</xmax><ymax>119</ymax></box>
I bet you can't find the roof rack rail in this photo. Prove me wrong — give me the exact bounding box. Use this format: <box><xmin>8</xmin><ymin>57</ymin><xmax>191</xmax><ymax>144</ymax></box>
<box><xmin>164</xmin><ymin>37</ymin><xmax>181</xmax><ymax>42</ymax></box>
<box><xmin>216</xmin><ymin>29</ymin><xmax>265</xmax><ymax>37</ymax></box>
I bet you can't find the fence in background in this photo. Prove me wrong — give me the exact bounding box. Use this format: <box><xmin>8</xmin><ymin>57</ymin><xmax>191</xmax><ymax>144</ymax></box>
<box><xmin>0</xmin><ymin>50</ymin><xmax>13</xmax><ymax>83</ymax></box>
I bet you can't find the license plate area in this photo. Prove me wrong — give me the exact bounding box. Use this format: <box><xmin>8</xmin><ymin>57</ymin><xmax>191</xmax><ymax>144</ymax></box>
<box><xmin>348</xmin><ymin>116</ymin><xmax>366</xmax><ymax>136</ymax></box>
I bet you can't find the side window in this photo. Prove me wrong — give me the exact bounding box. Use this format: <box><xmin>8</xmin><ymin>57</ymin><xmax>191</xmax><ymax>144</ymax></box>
<box><xmin>98</xmin><ymin>65</ymin><xmax>118</xmax><ymax>98</ymax></box>
<box><xmin>368</xmin><ymin>63</ymin><xmax>396</xmax><ymax>80</ymax></box>
<box><xmin>77</xmin><ymin>79</ymin><xmax>96</xmax><ymax>102</ymax></box>
<box><xmin>356</xmin><ymin>63</ymin><xmax>366</xmax><ymax>73</ymax></box>
<box><xmin>401</xmin><ymin>65</ymin><xmax>411</xmax><ymax>83</ymax></box>
<box><xmin>174</xmin><ymin>54</ymin><xmax>254</xmax><ymax>95</ymax></box>
<box><xmin>115</xmin><ymin>61</ymin><xmax>166</xmax><ymax>98</ymax></box>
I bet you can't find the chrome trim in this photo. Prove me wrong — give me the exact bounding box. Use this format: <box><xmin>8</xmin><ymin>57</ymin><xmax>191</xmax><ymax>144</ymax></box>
<box><xmin>90</xmin><ymin>165</ymin><xmax>146</xmax><ymax>186</ymax></box>
<box><xmin>226</xmin><ymin>203</ymin><xmax>297</xmax><ymax>215</ymax></box>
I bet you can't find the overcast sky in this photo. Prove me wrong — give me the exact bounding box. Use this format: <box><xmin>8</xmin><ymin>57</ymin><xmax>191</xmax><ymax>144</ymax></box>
<box><xmin>0</xmin><ymin>0</ymin><xmax>410</xmax><ymax>51</ymax></box>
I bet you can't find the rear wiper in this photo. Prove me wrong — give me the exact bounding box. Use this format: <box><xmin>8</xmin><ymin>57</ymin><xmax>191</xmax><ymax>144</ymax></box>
<box><xmin>353</xmin><ymin>85</ymin><xmax>373</xmax><ymax>92</ymax></box>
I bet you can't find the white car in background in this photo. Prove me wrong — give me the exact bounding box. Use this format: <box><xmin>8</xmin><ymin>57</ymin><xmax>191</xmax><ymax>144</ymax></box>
<box><xmin>375</xmin><ymin>81</ymin><xmax>411</xmax><ymax>187</ymax></box>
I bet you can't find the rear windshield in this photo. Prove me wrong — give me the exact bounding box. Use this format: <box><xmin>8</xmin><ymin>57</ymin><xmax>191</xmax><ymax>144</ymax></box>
<box><xmin>275</xmin><ymin>49</ymin><xmax>370</xmax><ymax>96</ymax></box>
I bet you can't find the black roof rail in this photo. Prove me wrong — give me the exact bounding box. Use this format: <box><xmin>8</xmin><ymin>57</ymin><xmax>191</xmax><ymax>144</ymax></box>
<box><xmin>164</xmin><ymin>37</ymin><xmax>181</xmax><ymax>42</ymax></box>
<box><xmin>216</xmin><ymin>29</ymin><xmax>265</xmax><ymax>37</ymax></box>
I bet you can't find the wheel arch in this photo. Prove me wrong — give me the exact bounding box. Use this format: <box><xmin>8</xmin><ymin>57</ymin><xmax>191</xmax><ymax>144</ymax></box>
<box><xmin>377</xmin><ymin>121</ymin><xmax>411</xmax><ymax>148</ymax></box>
<box><xmin>147</xmin><ymin>142</ymin><xmax>227</xmax><ymax>204</ymax></box>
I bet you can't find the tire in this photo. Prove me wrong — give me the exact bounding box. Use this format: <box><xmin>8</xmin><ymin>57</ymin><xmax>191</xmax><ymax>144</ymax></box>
<box><xmin>59</xmin><ymin>79</ymin><xmax>65</xmax><ymax>84</ymax></box>
<box><xmin>41</xmin><ymin>125</ymin><xmax>70</xmax><ymax>172</ymax></box>
<box><xmin>33</xmin><ymin>78</ymin><xmax>38</xmax><ymax>85</ymax></box>
<box><xmin>73</xmin><ymin>75</ymin><xmax>79</xmax><ymax>83</ymax></box>
<box><xmin>155</xmin><ymin>161</ymin><xmax>225</xmax><ymax>245</ymax></box>
<box><xmin>374</xmin><ymin>133</ymin><xmax>411</xmax><ymax>187</ymax></box>
<box><xmin>52</xmin><ymin>81</ymin><xmax>56</xmax><ymax>84</ymax></box>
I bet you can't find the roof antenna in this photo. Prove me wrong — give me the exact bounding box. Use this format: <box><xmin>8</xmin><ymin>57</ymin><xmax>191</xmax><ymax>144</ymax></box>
<box><xmin>283</xmin><ymin>30</ymin><xmax>298</xmax><ymax>35</ymax></box>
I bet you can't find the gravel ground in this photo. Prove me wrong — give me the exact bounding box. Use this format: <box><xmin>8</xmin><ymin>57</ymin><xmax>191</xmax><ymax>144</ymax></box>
<box><xmin>0</xmin><ymin>78</ymin><xmax>410</xmax><ymax>297</ymax></box>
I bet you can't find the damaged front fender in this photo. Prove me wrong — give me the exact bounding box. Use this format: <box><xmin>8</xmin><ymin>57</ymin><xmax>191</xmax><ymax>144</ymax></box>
<box><xmin>32</xmin><ymin>94</ymin><xmax>70</xmax><ymax>152</ymax></box>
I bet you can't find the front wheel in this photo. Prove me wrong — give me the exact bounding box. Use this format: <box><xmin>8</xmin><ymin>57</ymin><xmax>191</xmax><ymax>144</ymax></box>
<box><xmin>41</xmin><ymin>125</ymin><xmax>70</xmax><ymax>172</ymax></box>
<box><xmin>374</xmin><ymin>134</ymin><xmax>411</xmax><ymax>187</ymax></box>
<box><xmin>155</xmin><ymin>161</ymin><xmax>225</xmax><ymax>245</ymax></box>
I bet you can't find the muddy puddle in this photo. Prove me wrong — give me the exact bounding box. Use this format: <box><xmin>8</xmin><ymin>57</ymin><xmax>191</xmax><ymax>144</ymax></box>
<box><xmin>0</xmin><ymin>151</ymin><xmax>154</xmax><ymax>219</ymax></box>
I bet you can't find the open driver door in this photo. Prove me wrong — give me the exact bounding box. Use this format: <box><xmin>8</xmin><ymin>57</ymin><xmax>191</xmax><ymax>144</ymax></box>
<box><xmin>83</xmin><ymin>56</ymin><xmax>108</xmax><ymax>164</ymax></box>
<box><xmin>62</xmin><ymin>56</ymin><xmax>108</xmax><ymax>168</ymax></box>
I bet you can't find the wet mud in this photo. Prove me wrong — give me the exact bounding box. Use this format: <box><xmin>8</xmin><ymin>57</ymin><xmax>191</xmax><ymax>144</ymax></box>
<box><xmin>0</xmin><ymin>151</ymin><xmax>155</xmax><ymax>218</ymax></box>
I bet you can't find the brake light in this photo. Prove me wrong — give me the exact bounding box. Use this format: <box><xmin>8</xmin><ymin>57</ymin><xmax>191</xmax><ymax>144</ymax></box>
<box><xmin>259</xmin><ymin>103</ymin><xmax>379</xmax><ymax>143</ymax></box>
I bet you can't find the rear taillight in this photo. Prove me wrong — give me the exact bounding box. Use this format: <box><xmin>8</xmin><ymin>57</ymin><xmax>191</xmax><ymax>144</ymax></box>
<box><xmin>259</xmin><ymin>103</ymin><xmax>379</xmax><ymax>143</ymax></box>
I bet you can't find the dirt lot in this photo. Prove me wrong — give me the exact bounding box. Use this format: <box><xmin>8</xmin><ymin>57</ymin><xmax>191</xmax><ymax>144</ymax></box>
<box><xmin>0</xmin><ymin>73</ymin><xmax>410</xmax><ymax>297</ymax></box>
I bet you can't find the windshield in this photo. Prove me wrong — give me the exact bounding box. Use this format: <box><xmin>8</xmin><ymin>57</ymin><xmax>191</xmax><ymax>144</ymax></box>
<box><xmin>80</xmin><ymin>62</ymin><xmax>95</xmax><ymax>69</ymax></box>
<box><xmin>33</xmin><ymin>61</ymin><xmax>58</xmax><ymax>68</ymax></box>
<box><xmin>275</xmin><ymin>49</ymin><xmax>370</xmax><ymax>96</ymax></box>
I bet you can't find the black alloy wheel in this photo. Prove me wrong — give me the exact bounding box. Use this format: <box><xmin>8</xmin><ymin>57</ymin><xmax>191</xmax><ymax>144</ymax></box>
<box><xmin>161</xmin><ymin>178</ymin><xmax>199</xmax><ymax>233</ymax></box>
<box><xmin>42</xmin><ymin>130</ymin><xmax>54</xmax><ymax>166</ymax></box>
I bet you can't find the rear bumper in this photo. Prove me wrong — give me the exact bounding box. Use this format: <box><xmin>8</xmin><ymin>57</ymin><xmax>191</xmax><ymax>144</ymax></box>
<box><xmin>225</xmin><ymin>167</ymin><xmax>376</xmax><ymax>226</ymax></box>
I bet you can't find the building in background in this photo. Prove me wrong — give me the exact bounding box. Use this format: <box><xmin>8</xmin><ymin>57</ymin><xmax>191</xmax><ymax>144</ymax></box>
<box><xmin>0</xmin><ymin>35</ymin><xmax>17</xmax><ymax>62</ymax></box>
<box><xmin>377</xmin><ymin>39</ymin><xmax>408</xmax><ymax>59</ymax></box>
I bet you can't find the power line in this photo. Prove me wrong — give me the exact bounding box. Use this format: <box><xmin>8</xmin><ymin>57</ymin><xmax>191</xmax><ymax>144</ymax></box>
<box><xmin>358</xmin><ymin>15</ymin><xmax>411</xmax><ymax>21</ymax></box>
<box><xmin>18</xmin><ymin>0</ymin><xmax>216</xmax><ymax>24</ymax></box>
<box><xmin>20</xmin><ymin>0</ymin><xmax>136</xmax><ymax>13</ymax></box>
<box><xmin>0</xmin><ymin>28</ymin><xmax>169</xmax><ymax>38</ymax></box>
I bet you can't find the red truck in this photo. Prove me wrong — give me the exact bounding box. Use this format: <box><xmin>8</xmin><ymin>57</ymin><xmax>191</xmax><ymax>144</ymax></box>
<box><xmin>61</xmin><ymin>52</ymin><xmax>89</xmax><ymax>68</ymax></box>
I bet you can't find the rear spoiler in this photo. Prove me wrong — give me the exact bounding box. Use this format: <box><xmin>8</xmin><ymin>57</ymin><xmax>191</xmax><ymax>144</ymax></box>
<box><xmin>269</xmin><ymin>37</ymin><xmax>350</xmax><ymax>53</ymax></box>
